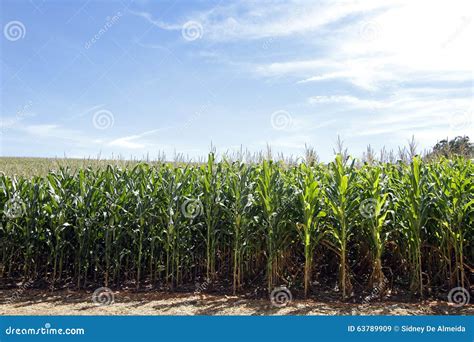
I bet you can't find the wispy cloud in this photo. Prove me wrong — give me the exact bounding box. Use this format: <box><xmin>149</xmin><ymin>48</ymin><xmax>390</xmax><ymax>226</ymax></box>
<box><xmin>308</xmin><ymin>95</ymin><xmax>385</xmax><ymax>109</ymax></box>
<box><xmin>18</xmin><ymin>124</ymin><xmax>104</xmax><ymax>147</ymax></box>
<box><xmin>248</xmin><ymin>1</ymin><xmax>473</xmax><ymax>90</ymax></box>
<box><xmin>131</xmin><ymin>1</ymin><xmax>473</xmax><ymax>94</ymax></box>
<box><xmin>129</xmin><ymin>10</ymin><xmax>181</xmax><ymax>31</ymax></box>
<box><xmin>107</xmin><ymin>128</ymin><xmax>163</xmax><ymax>149</ymax></box>
<box><xmin>3</xmin><ymin>1</ymin><xmax>473</xmax><ymax>161</ymax></box>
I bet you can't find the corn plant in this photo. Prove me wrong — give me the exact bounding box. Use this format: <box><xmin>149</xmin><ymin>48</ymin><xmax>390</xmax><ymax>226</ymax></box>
<box><xmin>397</xmin><ymin>156</ymin><xmax>433</xmax><ymax>297</ymax></box>
<box><xmin>325</xmin><ymin>155</ymin><xmax>359</xmax><ymax>298</ymax></box>
<box><xmin>431</xmin><ymin>158</ymin><xmax>473</xmax><ymax>289</ymax></box>
<box><xmin>295</xmin><ymin>163</ymin><xmax>326</xmax><ymax>297</ymax></box>
<box><xmin>224</xmin><ymin>162</ymin><xmax>256</xmax><ymax>294</ymax></box>
<box><xmin>1</xmin><ymin>153</ymin><xmax>472</xmax><ymax>300</ymax></box>
<box><xmin>256</xmin><ymin>160</ymin><xmax>293</xmax><ymax>292</ymax></box>
<box><xmin>200</xmin><ymin>153</ymin><xmax>222</xmax><ymax>281</ymax></box>
<box><xmin>358</xmin><ymin>164</ymin><xmax>392</xmax><ymax>289</ymax></box>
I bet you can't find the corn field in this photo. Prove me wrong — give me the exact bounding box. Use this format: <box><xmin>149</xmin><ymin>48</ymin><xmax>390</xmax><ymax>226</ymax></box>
<box><xmin>1</xmin><ymin>155</ymin><xmax>473</xmax><ymax>300</ymax></box>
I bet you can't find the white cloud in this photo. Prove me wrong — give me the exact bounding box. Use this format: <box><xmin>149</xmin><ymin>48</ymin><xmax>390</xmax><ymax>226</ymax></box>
<box><xmin>132</xmin><ymin>1</ymin><xmax>394</xmax><ymax>41</ymax></box>
<box><xmin>23</xmin><ymin>124</ymin><xmax>64</xmax><ymax>137</ymax></box>
<box><xmin>308</xmin><ymin>95</ymin><xmax>385</xmax><ymax>109</ymax></box>
<box><xmin>133</xmin><ymin>1</ymin><xmax>473</xmax><ymax>94</ymax></box>
<box><xmin>107</xmin><ymin>128</ymin><xmax>165</xmax><ymax>150</ymax></box>
<box><xmin>108</xmin><ymin>137</ymin><xmax>146</xmax><ymax>149</ymax></box>
<box><xmin>19</xmin><ymin>124</ymin><xmax>102</xmax><ymax>148</ymax></box>
<box><xmin>129</xmin><ymin>10</ymin><xmax>180</xmax><ymax>31</ymax></box>
<box><xmin>250</xmin><ymin>1</ymin><xmax>473</xmax><ymax>92</ymax></box>
<box><xmin>342</xmin><ymin>96</ymin><xmax>472</xmax><ymax>138</ymax></box>
<box><xmin>191</xmin><ymin>0</ymin><xmax>389</xmax><ymax>41</ymax></box>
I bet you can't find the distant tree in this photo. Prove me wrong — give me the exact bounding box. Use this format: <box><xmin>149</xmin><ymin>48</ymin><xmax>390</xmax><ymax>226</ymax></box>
<box><xmin>427</xmin><ymin>136</ymin><xmax>473</xmax><ymax>159</ymax></box>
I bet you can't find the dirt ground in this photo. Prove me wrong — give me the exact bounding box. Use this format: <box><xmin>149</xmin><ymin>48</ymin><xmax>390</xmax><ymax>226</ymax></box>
<box><xmin>1</xmin><ymin>289</ymin><xmax>472</xmax><ymax>315</ymax></box>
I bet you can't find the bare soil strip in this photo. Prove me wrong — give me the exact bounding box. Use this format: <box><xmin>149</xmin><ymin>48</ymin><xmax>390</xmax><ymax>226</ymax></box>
<box><xmin>1</xmin><ymin>290</ymin><xmax>472</xmax><ymax>315</ymax></box>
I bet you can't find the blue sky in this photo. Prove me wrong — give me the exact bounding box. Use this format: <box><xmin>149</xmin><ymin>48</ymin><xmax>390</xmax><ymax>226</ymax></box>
<box><xmin>1</xmin><ymin>0</ymin><xmax>473</xmax><ymax>161</ymax></box>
